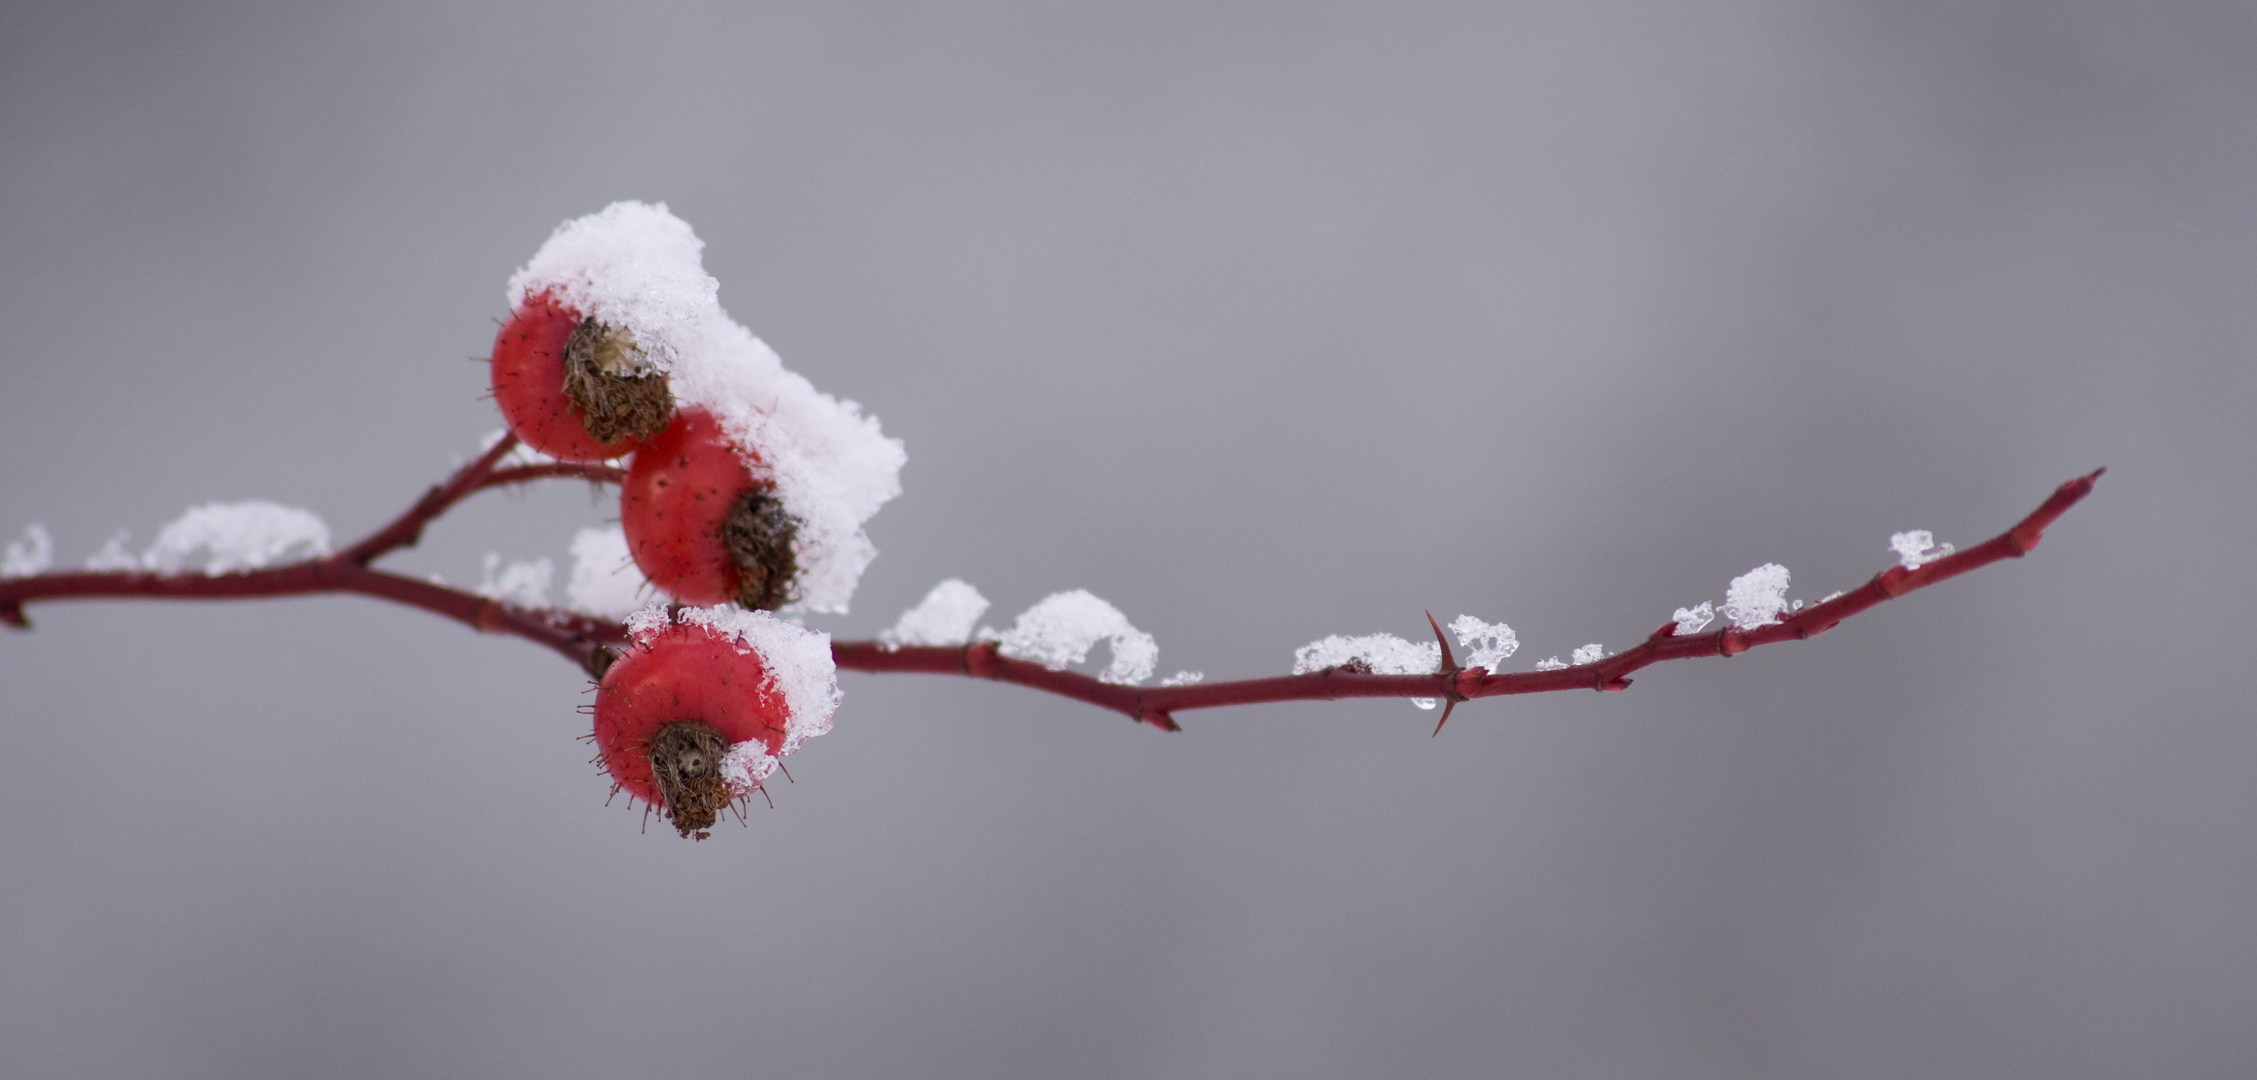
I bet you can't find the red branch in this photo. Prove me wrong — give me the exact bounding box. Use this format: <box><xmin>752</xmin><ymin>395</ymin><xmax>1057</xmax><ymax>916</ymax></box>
<box><xmin>1</xmin><ymin>452</ymin><xmax>2101</xmax><ymax>727</ymax></box>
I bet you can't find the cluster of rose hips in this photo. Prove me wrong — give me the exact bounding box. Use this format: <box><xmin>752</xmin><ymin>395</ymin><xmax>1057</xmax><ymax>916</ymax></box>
<box><xmin>492</xmin><ymin>294</ymin><xmax>794</xmax><ymax>838</ymax></box>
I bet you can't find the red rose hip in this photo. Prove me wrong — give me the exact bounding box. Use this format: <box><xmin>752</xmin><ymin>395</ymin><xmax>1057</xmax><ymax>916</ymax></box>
<box><xmin>594</xmin><ymin>620</ymin><xmax>791</xmax><ymax>838</ymax></box>
<box><xmin>490</xmin><ymin>293</ymin><xmax>675</xmax><ymax>461</ymax></box>
<box><xmin>621</xmin><ymin>407</ymin><xmax>799</xmax><ymax>609</ymax></box>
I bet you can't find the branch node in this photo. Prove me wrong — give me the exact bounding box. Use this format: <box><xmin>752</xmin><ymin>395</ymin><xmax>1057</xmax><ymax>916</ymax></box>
<box><xmin>1874</xmin><ymin>567</ymin><xmax>1911</xmax><ymax>598</ymax></box>
<box><xmin>964</xmin><ymin>640</ymin><xmax>1002</xmax><ymax>679</ymax></box>
<box><xmin>1718</xmin><ymin>628</ymin><xmax>1748</xmax><ymax>657</ymax></box>
<box><xmin>1601</xmin><ymin>676</ymin><xmax>1632</xmax><ymax>692</ymax></box>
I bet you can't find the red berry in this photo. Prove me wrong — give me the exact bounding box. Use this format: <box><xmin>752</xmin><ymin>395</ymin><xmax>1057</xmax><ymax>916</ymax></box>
<box><xmin>621</xmin><ymin>407</ymin><xmax>799</xmax><ymax>609</ymax></box>
<box><xmin>593</xmin><ymin>620</ymin><xmax>790</xmax><ymax>838</ymax></box>
<box><xmin>490</xmin><ymin>294</ymin><xmax>673</xmax><ymax>461</ymax></box>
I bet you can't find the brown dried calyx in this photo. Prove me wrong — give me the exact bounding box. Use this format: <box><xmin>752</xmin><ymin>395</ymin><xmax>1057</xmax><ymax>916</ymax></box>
<box><xmin>647</xmin><ymin>720</ymin><xmax>732</xmax><ymax>840</ymax></box>
<box><xmin>722</xmin><ymin>488</ymin><xmax>800</xmax><ymax>611</ymax></box>
<box><xmin>563</xmin><ymin>318</ymin><xmax>675</xmax><ymax>444</ymax></box>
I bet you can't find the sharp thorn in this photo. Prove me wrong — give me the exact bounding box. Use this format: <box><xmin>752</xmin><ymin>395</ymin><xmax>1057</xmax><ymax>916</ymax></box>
<box><xmin>1431</xmin><ymin>696</ymin><xmax>1457</xmax><ymax>737</ymax></box>
<box><xmin>1425</xmin><ymin>610</ymin><xmax>1457</xmax><ymax>673</ymax></box>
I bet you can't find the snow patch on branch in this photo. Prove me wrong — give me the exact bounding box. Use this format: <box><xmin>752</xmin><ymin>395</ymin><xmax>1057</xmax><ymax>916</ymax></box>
<box><xmin>142</xmin><ymin>502</ymin><xmax>331</xmax><ymax>575</ymax></box>
<box><xmin>989</xmin><ymin>590</ymin><xmax>1158</xmax><ymax>685</ymax></box>
<box><xmin>509</xmin><ymin>203</ymin><xmax>905</xmax><ymax>614</ymax></box>
<box><xmin>1293</xmin><ymin>632</ymin><xmax>1444</xmax><ymax>710</ymax></box>
<box><xmin>1889</xmin><ymin>530</ymin><xmax>1955</xmax><ymax>570</ymax></box>
<box><xmin>879</xmin><ymin>579</ymin><xmax>989</xmax><ymax>650</ymax></box>
<box><xmin>85</xmin><ymin>530</ymin><xmax>136</xmax><ymax>571</ymax></box>
<box><xmin>1448</xmin><ymin>615</ymin><xmax>1519</xmax><ymax>671</ymax></box>
<box><xmin>476</xmin><ymin>552</ymin><xmax>553</xmax><ymax>608</ymax></box>
<box><xmin>2</xmin><ymin>524</ymin><xmax>52</xmax><ymax>578</ymax></box>
<box><xmin>1723</xmin><ymin>563</ymin><xmax>1793</xmax><ymax>630</ymax></box>
<box><xmin>565</xmin><ymin>525</ymin><xmax>648</xmax><ymax>619</ymax></box>
<box><xmin>1672</xmin><ymin>601</ymin><xmax>1715</xmax><ymax>636</ymax></box>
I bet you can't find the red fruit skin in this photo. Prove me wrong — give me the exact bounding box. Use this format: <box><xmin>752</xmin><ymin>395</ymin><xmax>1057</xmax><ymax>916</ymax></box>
<box><xmin>594</xmin><ymin>623</ymin><xmax>789</xmax><ymax>805</ymax></box>
<box><xmin>490</xmin><ymin>294</ymin><xmax>643</xmax><ymax>462</ymax></box>
<box><xmin>621</xmin><ymin>407</ymin><xmax>765</xmax><ymax>605</ymax></box>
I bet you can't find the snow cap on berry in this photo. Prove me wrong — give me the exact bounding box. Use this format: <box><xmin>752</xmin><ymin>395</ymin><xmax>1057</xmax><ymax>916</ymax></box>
<box><xmin>625</xmin><ymin>602</ymin><xmax>841</xmax><ymax>757</ymax></box>
<box><xmin>511</xmin><ymin>202</ymin><xmax>906</xmax><ymax>613</ymax></box>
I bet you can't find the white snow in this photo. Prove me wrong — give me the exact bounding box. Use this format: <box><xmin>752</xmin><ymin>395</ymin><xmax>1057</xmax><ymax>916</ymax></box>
<box><xmin>476</xmin><ymin>552</ymin><xmax>554</xmax><ymax>608</ymax></box>
<box><xmin>1160</xmin><ymin>671</ymin><xmax>1205</xmax><ymax>686</ymax></box>
<box><xmin>1448</xmin><ymin>615</ymin><xmax>1519</xmax><ymax>671</ymax></box>
<box><xmin>1889</xmin><ymin>530</ymin><xmax>1955</xmax><ymax>570</ymax></box>
<box><xmin>1672</xmin><ymin>601</ymin><xmax>1716</xmax><ymax>636</ymax></box>
<box><xmin>2</xmin><ymin>524</ymin><xmax>52</xmax><ymax>578</ymax></box>
<box><xmin>1292</xmin><ymin>632</ymin><xmax>1443</xmax><ymax>710</ymax></box>
<box><xmin>719</xmin><ymin>740</ymin><xmax>778</xmax><ymax>796</ymax></box>
<box><xmin>1723</xmin><ymin>563</ymin><xmax>1792</xmax><ymax>630</ymax></box>
<box><xmin>565</xmin><ymin>525</ymin><xmax>648</xmax><ymax>618</ymax></box>
<box><xmin>879</xmin><ymin>579</ymin><xmax>990</xmax><ymax>650</ymax></box>
<box><xmin>141</xmin><ymin>502</ymin><xmax>331</xmax><ymax>575</ymax></box>
<box><xmin>630</xmin><ymin>603</ymin><xmax>842</xmax><ymax>758</ymax></box>
<box><xmin>1533</xmin><ymin>657</ymin><xmax>1568</xmax><ymax>671</ymax></box>
<box><xmin>509</xmin><ymin>202</ymin><xmax>906</xmax><ymax>614</ymax></box>
<box><xmin>85</xmin><ymin>529</ymin><xmax>137</xmax><ymax>571</ymax></box>
<box><xmin>990</xmin><ymin>590</ymin><xmax>1158</xmax><ymax>685</ymax></box>
<box><xmin>1570</xmin><ymin>643</ymin><xmax>1608</xmax><ymax>665</ymax></box>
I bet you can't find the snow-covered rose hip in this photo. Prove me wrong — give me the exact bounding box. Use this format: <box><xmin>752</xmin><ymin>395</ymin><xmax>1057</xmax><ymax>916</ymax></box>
<box><xmin>490</xmin><ymin>293</ymin><xmax>674</xmax><ymax>461</ymax></box>
<box><xmin>595</xmin><ymin>607</ymin><xmax>839</xmax><ymax>839</ymax></box>
<box><xmin>621</xmin><ymin>406</ymin><xmax>799</xmax><ymax>609</ymax></box>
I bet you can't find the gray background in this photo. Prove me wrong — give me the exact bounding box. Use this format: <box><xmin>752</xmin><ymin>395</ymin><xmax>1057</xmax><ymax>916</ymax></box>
<box><xmin>1</xmin><ymin>1</ymin><xmax>2251</xmax><ymax>1077</ymax></box>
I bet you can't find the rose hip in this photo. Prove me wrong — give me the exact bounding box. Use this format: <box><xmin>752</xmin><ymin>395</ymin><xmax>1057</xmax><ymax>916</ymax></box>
<box><xmin>621</xmin><ymin>407</ymin><xmax>799</xmax><ymax>609</ymax></box>
<box><xmin>490</xmin><ymin>294</ymin><xmax>673</xmax><ymax>461</ymax></box>
<box><xmin>594</xmin><ymin>620</ymin><xmax>790</xmax><ymax>838</ymax></box>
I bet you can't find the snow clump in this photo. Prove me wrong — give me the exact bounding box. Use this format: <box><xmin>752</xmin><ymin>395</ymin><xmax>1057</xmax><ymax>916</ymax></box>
<box><xmin>2</xmin><ymin>524</ymin><xmax>52</xmax><ymax>578</ymax></box>
<box><xmin>988</xmin><ymin>589</ymin><xmax>1158</xmax><ymax>685</ymax></box>
<box><xmin>1448</xmin><ymin>614</ymin><xmax>1519</xmax><ymax>671</ymax></box>
<box><xmin>1533</xmin><ymin>656</ymin><xmax>1569</xmax><ymax>671</ymax></box>
<box><xmin>626</xmin><ymin>603</ymin><xmax>841</xmax><ymax>760</ymax></box>
<box><xmin>879</xmin><ymin>579</ymin><xmax>990</xmax><ymax>650</ymax></box>
<box><xmin>1889</xmin><ymin>530</ymin><xmax>1955</xmax><ymax>570</ymax></box>
<box><xmin>476</xmin><ymin>552</ymin><xmax>553</xmax><ymax>607</ymax></box>
<box><xmin>85</xmin><ymin>530</ymin><xmax>137</xmax><ymax>571</ymax></box>
<box><xmin>1722</xmin><ymin>563</ymin><xmax>1792</xmax><ymax>629</ymax></box>
<box><xmin>1672</xmin><ymin>601</ymin><xmax>1716</xmax><ymax>636</ymax></box>
<box><xmin>1293</xmin><ymin>632</ymin><xmax>1444</xmax><ymax>710</ymax></box>
<box><xmin>565</xmin><ymin>525</ymin><xmax>648</xmax><ymax>619</ymax></box>
<box><xmin>1570</xmin><ymin>643</ymin><xmax>1608</xmax><ymax>665</ymax></box>
<box><xmin>1160</xmin><ymin>671</ymin><xmax>1205</xmax><ymax>686</ymax></box>
<box><xmin>142</xmin><ymin>502</ymin><xmax>330</xmax><ymax>574</ymax></box>
<box><xmin>510</xmin><ymin>202</ymin><xmax>906</xmax><ymax>614</ymax></box>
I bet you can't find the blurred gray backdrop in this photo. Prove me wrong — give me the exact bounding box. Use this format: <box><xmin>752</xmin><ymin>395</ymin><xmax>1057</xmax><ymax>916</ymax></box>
<box><xmin>2</xmin><ymin>1</ymin><xmax>2252</xmax><ymax>1077</ymax></box>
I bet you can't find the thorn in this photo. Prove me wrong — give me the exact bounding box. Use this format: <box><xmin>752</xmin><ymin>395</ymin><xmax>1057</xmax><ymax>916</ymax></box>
<box><xmin>1430</xmin><ymin>696</ymin><xmax>1457</xmax><ymax>737</ymax></box>
<box><xmin>1138</xmin><ymin>709</ymin><xmax>1181</xmax><ymax>732</ymax></box>
<box><xmin>1425</xmin><ymin>610</ymin><xmax>1458</xmax><ymax>673</ymax></box>
<box><xmin>1426</xmin><ymin>612</ymin><xmax>1468</xmax><ymax>736</ymax></box>
<box><xmin>0</xmin><ymin>601</ymin><xmax>27</xmax><ymax>630</ymax></box>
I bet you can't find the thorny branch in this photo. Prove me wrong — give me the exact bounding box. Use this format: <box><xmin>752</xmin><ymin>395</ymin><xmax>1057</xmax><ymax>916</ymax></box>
<box><xmin>0</xmin><ymin>444</ymin><xmax>2102</xmax><ymax>730</ymax></box>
